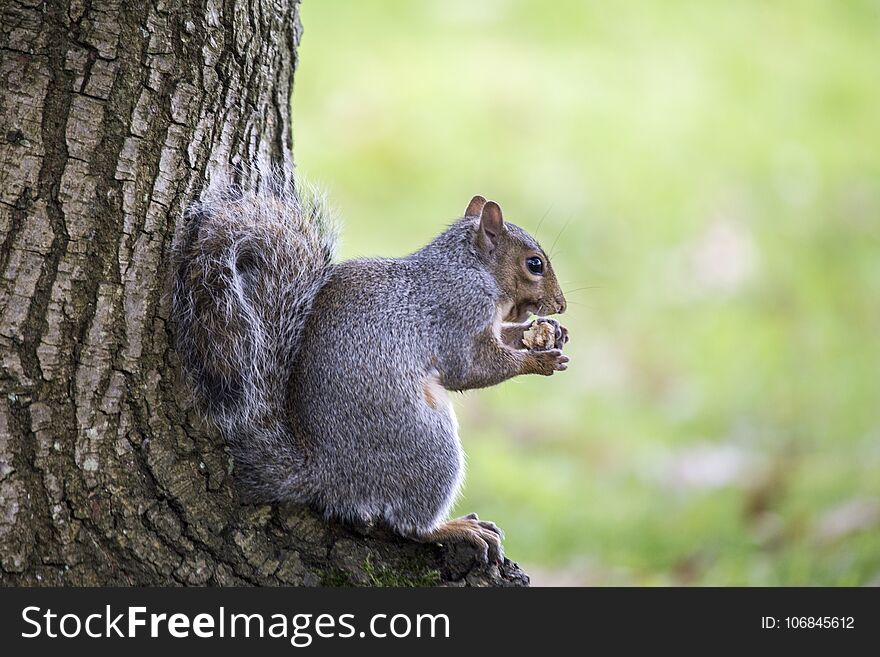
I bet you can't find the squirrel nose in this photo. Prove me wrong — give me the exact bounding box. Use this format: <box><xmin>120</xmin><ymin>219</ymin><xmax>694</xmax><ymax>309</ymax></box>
<box><xmin>557</xmin><ymin>296</ymin><xmax>567</xmax><ymax>314</ymax></box>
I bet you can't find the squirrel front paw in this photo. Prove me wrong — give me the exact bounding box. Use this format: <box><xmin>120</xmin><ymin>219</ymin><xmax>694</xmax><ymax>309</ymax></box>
<box><xmin>527</xmin><ymin>348</ymin><xmax>570</xmax><ymax>376</ymax></box>
<box><xmin>534</xmin><ymin>317</ymin><xmax>569</xmax><ymax>350</ymax></box>
<box><xmin>522</xmin><ymin>317</ymin><xmax>569</xmax><ymax>351</ymax></box>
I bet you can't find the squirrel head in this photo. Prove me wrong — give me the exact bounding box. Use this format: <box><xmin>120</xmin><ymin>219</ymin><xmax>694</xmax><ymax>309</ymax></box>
<box><xmin>465</xmin><ymin>195</ymin><xmax>567</xmax><ymax>323</ymax></box>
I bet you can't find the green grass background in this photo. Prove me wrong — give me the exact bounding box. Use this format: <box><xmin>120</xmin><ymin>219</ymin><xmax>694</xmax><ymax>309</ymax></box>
<box><xmin>292</xmin><ymin>0</ymin><xmax>880</xmax><ymax>585</ymax></box>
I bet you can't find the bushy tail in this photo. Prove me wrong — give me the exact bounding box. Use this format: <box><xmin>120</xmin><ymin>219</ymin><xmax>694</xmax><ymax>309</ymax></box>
<box><xmin>170</xmin><ymin>170</ymin><xmax>336</xmax><ymax>500</ymax></box>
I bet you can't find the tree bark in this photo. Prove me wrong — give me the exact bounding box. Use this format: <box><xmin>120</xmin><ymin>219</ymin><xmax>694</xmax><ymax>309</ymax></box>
<box><xmin>0</xmin><ymin>0</ymin><xmax>528</xmax><ymax>586</ymax></box>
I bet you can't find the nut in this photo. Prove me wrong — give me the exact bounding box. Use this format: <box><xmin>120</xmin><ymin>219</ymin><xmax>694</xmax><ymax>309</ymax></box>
<box><xmin>522</xmin><ymin>321</ymin><xmax>555</xmax><ymax>350</ymax></box>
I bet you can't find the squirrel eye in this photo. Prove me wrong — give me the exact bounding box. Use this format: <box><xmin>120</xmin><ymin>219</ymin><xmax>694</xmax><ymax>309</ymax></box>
<box><xmin>526</xmin><ymin>256</ymin><xmax>544</xmax><ymax>275</ymax></box>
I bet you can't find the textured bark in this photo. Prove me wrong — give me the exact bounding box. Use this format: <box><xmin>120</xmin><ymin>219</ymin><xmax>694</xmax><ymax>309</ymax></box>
<box><xmin>0</xmin><ymin>0</ymin><xmax>528</xmax><ymax>586</ymax></box>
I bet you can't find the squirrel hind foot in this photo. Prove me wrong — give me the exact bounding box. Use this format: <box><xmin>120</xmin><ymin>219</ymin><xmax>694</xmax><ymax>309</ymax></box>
<box><xmin>416</xmin><ymin>514</ymin><xmax>505</xmax><ymax>564</ymax></box>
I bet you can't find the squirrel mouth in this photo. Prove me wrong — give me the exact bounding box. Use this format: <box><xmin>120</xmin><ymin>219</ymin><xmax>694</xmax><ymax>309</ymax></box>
<box><xmin>507</xmin><ymin>302</ymin><xmax>540</xmax><ymax>322</ymax></box>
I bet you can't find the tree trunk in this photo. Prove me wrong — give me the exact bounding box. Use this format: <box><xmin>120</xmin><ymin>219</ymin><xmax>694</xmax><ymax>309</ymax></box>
<box><xmin>0</xmin><ymin>0</ymin><xmax>528</xmax><ymax>587</ymax></box>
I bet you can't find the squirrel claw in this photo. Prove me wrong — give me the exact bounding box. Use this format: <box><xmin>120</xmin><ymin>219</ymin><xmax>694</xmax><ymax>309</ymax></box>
<box><xmin>529</xmin><ymin>348</ymin><xmax>570</xmax><ymax>376</ymax></box>
<box><xmin>462</xmin><ymin>513</ymin><xmax>505</xmax><ymax>540</ymax></box>
<box><xmin>457</xmin><ymin>515</ymin><xmax>505</xmax><ymax>564</ymax></box>
<box><xmin>419</xmin><ymin>515</ymin><xmax>505</xmax><ymax>565</ymax></box>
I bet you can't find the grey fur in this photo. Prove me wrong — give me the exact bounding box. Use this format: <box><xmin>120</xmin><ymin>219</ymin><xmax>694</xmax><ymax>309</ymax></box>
<box><xmin>289</xmin><ymin>220</ymin><xmax>502</xmax><ymax>535</ymax></box>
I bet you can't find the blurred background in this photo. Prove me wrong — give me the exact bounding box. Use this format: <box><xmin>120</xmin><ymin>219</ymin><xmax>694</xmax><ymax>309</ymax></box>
<box><xmin>292</xmin><ymin>0</ymin><xmax>880</xmax><ymax>585</ymax></box>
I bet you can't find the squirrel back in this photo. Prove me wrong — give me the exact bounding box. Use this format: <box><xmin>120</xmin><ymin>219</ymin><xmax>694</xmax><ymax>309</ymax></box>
<box><xmin>170</xmin><ymin>172</ymin><xmax>336</xmax><ymax>499</ymax></box>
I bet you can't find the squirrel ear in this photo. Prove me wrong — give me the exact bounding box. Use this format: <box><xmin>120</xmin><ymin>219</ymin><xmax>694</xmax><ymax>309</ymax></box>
<box><xmin>477</xmin><ymin>200</ymin><xmax>504</xmax><ymax>254</ymax></box>
<box><xmin>465</xmin><ymin>194</ymin><xmax>487</xmax><ymax>217</ymax></box>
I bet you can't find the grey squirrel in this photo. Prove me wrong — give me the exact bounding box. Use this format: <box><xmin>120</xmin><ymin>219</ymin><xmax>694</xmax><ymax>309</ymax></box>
<box><xmin>170</xmin><ymin>172</ymin><xmax>569</xmax><ymax>563</ymax></box>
